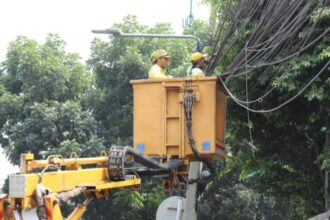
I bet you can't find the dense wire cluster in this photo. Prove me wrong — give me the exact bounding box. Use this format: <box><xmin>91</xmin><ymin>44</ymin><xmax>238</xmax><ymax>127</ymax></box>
<box><xmin>205</xmin><ymin>0</ymin><xmax>330</xmax><ymax>113</ymax></box>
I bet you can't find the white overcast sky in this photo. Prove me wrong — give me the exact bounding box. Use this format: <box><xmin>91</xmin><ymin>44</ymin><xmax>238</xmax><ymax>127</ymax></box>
<box><xmin>0</xmin><ymin>0</ymin><xmax>210</xmax><ymax>187</ymax></box>
<box><xmin>0</xmin><ymin>0</ymin><xmax>210</xmax><ymax>62</ymax></box>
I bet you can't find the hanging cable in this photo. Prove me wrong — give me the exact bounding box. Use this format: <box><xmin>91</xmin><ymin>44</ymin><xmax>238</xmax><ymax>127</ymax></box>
<box><xmin>206</xmin><ymin>0</ymin><xmax>328</xmax><ymax>81</ymax></box>
<box><xmin>244</xmin><ymin>43</ymin><xmax>254</xmax><ymax>145</ymax></box>
<box><xmin>218</xmin><ymin>59</ymin><xmax>330</xmax><ymax>113</ymax></box>
<box><xmin>224</xmin><ymin>24</ymin><xmax>329</xmax><ymax>78</ymax></box>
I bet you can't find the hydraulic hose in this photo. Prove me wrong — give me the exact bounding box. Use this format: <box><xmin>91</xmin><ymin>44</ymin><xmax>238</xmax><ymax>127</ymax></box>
<box><xmin>183</xmin><ymin>94</ymin><xmax>215</xmax><ymax>174</ymax></box>
<box><xmin>108</xmin><ymin>146</ymin><xmax>184</xmax><ymax>181</ymax></box>
<box><xmin>127</xmin><ymin>148</ymin><xmax>184</xmax><ymax>170</ymax></box>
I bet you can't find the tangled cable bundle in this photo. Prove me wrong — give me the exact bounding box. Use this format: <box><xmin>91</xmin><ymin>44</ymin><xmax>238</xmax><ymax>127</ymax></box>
<box><xmin>205</xmin><ymin>0</ymin><xmax>330</xmax><ymax>113</ymax></box>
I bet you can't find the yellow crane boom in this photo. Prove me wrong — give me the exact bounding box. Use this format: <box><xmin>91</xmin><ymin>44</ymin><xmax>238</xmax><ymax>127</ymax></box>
<box><xmin>1</xmin><ymin>150</ymin><xmax>141</xmax><ymax>220</ymax></box>
<box><xmin>1</xmin><ymin>76</ymin><xmax>227</xmax><ymax>220</ymax></box>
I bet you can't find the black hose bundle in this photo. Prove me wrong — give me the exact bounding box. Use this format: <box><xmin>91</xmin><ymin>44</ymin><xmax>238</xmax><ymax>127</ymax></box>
<box><xmin>207</xmin><ymin>0</ymin><xmax>329</xmax><ymax>77</ymax></box>
<box><xmin>183</xmin><ymin>94</ymin><xmax>215</xmax><ymax>174</ymax></box>
<box><xmin>127</xmin><ymin>148</ymin><xmax>184</xmax><ymax>170</ymax></box>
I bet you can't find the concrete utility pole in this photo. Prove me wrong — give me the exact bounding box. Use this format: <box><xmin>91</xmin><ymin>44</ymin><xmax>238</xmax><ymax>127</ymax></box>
<box><xmin>309</xmin><ymin>128</ymin><xmax>330</xmax><ymax>220</ymax></box>
<box><xmin>183</xmin><ymin>0</ymin><xmax>194</xmax><ymax>28</ymax></box>
<box><xmin>325</xmin><ymin>129</ymin><xmax>330</xmax><ymax>210</ymax></box>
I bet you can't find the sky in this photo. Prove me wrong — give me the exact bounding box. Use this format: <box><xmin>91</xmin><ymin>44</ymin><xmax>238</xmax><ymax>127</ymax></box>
<box><xmin>0</xmin><ymin>0</ymin><xmax>210</xmax><ymax>62</ymax></box>
<box><xmin>0</xmin><ymin>0</ymin><xmax>210</xmax><ymax>192</ymax></box>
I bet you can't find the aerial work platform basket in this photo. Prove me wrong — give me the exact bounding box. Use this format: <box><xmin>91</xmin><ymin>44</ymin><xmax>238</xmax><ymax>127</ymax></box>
<box><xmin>130</xmin><ymin>76</ymin><xmax>226</xmax><ymax>160</ymax></box>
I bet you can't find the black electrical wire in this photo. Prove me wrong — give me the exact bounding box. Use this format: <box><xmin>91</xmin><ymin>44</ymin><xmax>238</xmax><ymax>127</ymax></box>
<box><xmin>202</xmin><ymin>0</ymin><xmax>329</xmax><ymax>117</ymax></box>
<box><xmin>218</xmin><ymin>59</ymin><xmax>330</xmax><ymax>113</ymax></box>
<box><xmin>206</xmin><ymin>0</ymin><xmax>328</xmax><ymax>80</ymax></box>
<box><xmin>222</xmin><ymin>0</ymin><xmax>311</xmax><ymax>76</ymax></box>
<box><xmin>225</xmin><ymin>26</ymin><xmax>329</xmax><ymax>78</ymax></box>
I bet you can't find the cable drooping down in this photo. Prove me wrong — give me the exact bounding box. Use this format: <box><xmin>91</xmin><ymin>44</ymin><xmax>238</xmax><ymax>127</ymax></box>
<box><xmin>205</xmin><ymin>0</ymin><xmax>329</xmax><ymax>113</ymax></box>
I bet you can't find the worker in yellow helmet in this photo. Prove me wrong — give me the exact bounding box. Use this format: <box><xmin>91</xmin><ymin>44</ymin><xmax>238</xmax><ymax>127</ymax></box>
<box><xmin>187</xmin><ymin>52</ymin><xmax>208</xmax><ymax>77</ymax></box>
<box><xmin>148</xmin><ymin>49</ymin><xmax>172</xmax><ymax>79</ymax></box>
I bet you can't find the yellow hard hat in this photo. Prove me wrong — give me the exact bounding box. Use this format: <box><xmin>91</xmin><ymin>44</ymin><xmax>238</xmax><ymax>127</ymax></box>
<box><xmin>191</xmin><ymin>52</ymin><xmax>208</xmax><ymax>63</ymax></box>
<box><xmin>151</xmin><ymin>49</ymin><xmax>171</xmax><ymax>63</ymax></box>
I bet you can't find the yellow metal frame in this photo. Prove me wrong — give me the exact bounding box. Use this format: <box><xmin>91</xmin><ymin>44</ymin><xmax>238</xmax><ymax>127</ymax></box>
<box><xmin>95</xmin><ymin>176</ymin><xmax>141</xmax><ymax>190</ymax></box>
<box><xmin>7</xmin><ymin>76</ymin><xmax>227</xmax><ymax>219</ymax></box>
<box><xmin>66</xmin><ymin>202</ymin><xmax>88</xmax><ymax>220</ymax></box>
<box><xmin>0</xmin><ymin>194</ymin><xmax>5</xmax><ymax>220</ymax></box>
<box><xmin>20</xmin><ymin>153</ymin><xmax>108</xmax><ymax>173</ymax></box>
<box><xmin>0</xmin><ymin>194</ymin><xmax>15</xmax><ymax>220</ymax></box>
<box><xmin>16</xmin><ymin>168</ymin><xmax>108</xmax><ymax>198</ymax></box>
<box><xmin>8</xmin><ymin>153</ymin><xmax>141</xmax><ymax>220</ymax></box>
<box><xmin>44</xmin><ymin>193</ymin><xmax>63</xmax><ymax>220</ymax></box>
<box><xmin>44</xmin><ymin>194</ymin><xmax>94</xmax><ymax>220</ymax></box>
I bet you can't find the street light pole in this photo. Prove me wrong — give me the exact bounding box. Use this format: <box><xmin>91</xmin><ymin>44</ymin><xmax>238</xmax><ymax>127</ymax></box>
<box><xmin>92</xmin><ymin>28</ymin><xmax>203</xmax><ymax>52</ymax></box>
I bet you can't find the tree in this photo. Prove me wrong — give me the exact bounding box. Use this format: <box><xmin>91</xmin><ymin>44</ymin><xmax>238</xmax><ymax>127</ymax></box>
<box><xmin>0</xmin><ymin>34</ymin><xmax>102</xmax><ymax>165</ymax></box>
<box><xmin>199</xmin><ymin>0</ymin><xmax>330</xmax><ymax>218</ymax></box>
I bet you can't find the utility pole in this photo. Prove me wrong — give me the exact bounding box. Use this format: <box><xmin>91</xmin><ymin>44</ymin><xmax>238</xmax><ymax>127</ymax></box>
<box><xmin>183</xmin><ymin>0</ymin><xmax>194</xmax><ymax>28</ymax></box>
<box><xmin>309</xmin><ymin>129</ymin><xmax>330</xmax><ymax>220</ymax></box>
<box><xmin>325</xmin><ymin>128</ymin><xmax>330</xmax><ymax>210</ymax></box>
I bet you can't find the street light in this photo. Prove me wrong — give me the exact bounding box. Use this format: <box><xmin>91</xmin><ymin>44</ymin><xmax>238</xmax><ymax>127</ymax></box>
<box><xmin>92</xmin><ymin>28</ymin><xmax>203</xmax><ymax>52</ymax></box>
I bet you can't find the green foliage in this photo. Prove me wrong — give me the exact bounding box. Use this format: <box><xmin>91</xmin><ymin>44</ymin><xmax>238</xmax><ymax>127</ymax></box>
<box><xmin>0</xmin><ymin>34</ymin><xmax>99</xmax><ymax>165</ymax></box>
<box><xmin>200</xmin><ymin>0</ymin><xmax>330</xmax><ymax>218</ymax></box>
<box><xmin>140</xmin><ymin>185</ymin><xmax>166</xmax><ymax>220</ymax></box>
<box><xmin>81</xmin><ymin>183</ymin><xmax>165</xmax><ymax>220</ymax></box>
<box><xmin>112</xmin><ymin>191</ymin><xmax>144</xmax><ymax>219</ymax></box>
<box><xmin>2</xmin><ymin>34</ymin><xmax>91</xmax><ymax>102</ymax></box>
